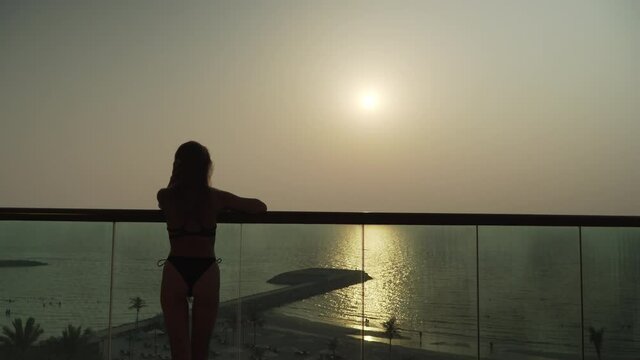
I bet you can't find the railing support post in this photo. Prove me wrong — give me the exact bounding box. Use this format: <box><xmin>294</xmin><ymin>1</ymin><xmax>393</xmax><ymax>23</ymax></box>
<box><xmin>361</xmin><ymin>224</ymin><xmax>366</xmax><ymax>360</ymax></box>
<box><xmin>106</xmin><ymin>221</ymin><xmax>116</xmax><ymax>360</ymax></box>
<box><xmin>476</xmin><ymin>225</ymin><xmax>480</xmax><ymax>360</ymax></box>
<box><xmin>579</xmin><ymin>227</ymin><xmax>585</xmax><ymax>360</ymax></box>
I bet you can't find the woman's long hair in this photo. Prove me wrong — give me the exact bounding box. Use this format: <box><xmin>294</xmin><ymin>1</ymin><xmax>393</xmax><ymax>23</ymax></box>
<box><xmin>168</xmin><ymin>141</ymin><xmax>213</xmax><ymax>218</ymax></box>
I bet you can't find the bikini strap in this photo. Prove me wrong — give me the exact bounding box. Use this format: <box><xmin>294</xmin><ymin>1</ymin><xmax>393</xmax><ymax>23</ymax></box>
<box><xmin>157</xmin><ymin>257</ymin><xmax>221</xmax><ymax>267</ymax></box>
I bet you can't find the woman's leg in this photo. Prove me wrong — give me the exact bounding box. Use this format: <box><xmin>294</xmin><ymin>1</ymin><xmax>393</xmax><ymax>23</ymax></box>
<box><xmin>190</xmin><ymin>263</ymin><xmax>220</xmax><ymax>360</ymax></box>
<box><xmin>161</xmin><ymin>261</ymin><xmax>191</xmax><ymax>360</ymax></box>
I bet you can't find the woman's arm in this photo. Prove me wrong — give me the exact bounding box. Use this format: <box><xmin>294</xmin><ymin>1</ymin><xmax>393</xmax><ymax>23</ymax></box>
<box><xmin>215</xmin><ymin>189</ymin><xmax>267</xmax><ymax>214</ymax></box>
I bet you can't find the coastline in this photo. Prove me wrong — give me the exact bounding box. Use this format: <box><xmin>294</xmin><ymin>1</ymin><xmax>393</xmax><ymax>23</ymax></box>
<box><xmin>107</xmin><ymin>310</ymin><xmax>477</xmax><ymax>360</ymax></box>
<box><xmin>106</xmin><ymin>310</ymin><xmax>587</xmax><ymax>360</ymax></box>
<box><xmin>260</xmin><ymin>311</ymin><xmax>477</xmax><ymax>360</ymax></box>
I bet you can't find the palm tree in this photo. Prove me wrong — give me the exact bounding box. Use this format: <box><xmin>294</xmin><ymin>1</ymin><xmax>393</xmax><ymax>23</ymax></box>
<box><xmin>218</xmin><ymin>318</ymin><xmax>231</xmax><ymax>345</ymax></box>
<box><xmin>128</xmin><ymin>296</ymin><xmax>147</xmax><ymax>330</ymax></box>
<box><xmin>327</xmin><ymin>337</ymin><xmax>339</xmax><ymax>358</ymax></box>
<box><xmin>0</xmin><ymin>317</ymin><xmax>44</xmax><ymax>359</ymax></box>
<box><xmin>151</xmin><ymin>324</ymin><xmax>162</xmax><ymax>356</ymax></box>
<box><xmin>250</xmin><ymin>346</ymin><xmax>266</xmax><ymax>360</ymax></box>
<box><xmin>589</xmin><ymin>326</ymin><xmax>604</xmax><ymax>360</ymax></box>
<box><xmin>128</xmin><ymin>297</ymin><xmax>147</xmax><ymax>360</ymax></box>
<box><xmin>59</xmin><ymin>324</ymin><xmax>93</xmax><ymax>360</ymax></box>
<box><xmin>247</xmin><ymin>312</ymin><xmax>264</xmax><ymax>347</ymax></box>
<box><xmin>381</xmin><ymin>316</ymin><xmax>400</xmax><ymax>353</ymax></box>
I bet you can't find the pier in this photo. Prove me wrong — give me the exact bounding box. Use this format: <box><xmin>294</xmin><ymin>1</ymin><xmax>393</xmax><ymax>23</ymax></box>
<box><xmin>222</xmin><ymin>267</ymin><xmax>372</xmax><ymax>315</ymax></box>
<box><xmin>97</xmin><ymin>268</ymin><xmax>371</xmax><ymax>341</ymax></box>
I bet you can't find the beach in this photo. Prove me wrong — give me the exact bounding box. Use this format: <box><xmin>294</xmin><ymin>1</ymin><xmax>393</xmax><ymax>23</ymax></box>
<box><xmin>108</xmin><ymin>310</ymin><xmax>477</xmax><ymax>360</ymax></box>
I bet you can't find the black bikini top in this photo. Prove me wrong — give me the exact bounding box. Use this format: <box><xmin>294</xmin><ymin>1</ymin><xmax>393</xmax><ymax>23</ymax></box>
<box><xmin>167</xmin><ymin>222</ymin><xmax>217</xmax><ymax>240</ymax></box>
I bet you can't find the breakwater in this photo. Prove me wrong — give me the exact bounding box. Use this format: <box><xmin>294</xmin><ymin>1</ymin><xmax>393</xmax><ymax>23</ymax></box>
<box><xmin>96</xmin><ymin>268</ymin><xmax>370</xmax><ymax>340</ymax></box>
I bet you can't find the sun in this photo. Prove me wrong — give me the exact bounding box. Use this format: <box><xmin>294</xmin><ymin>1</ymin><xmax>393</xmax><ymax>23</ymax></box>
<box><xmin>359</xmin><ymin>90</ymin><xmax>380</xmax><ymax>111</ymax></box>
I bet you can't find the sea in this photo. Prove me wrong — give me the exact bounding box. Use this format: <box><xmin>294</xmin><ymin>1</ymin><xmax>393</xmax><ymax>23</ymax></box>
<box><xmin>0</xmin><ymin>221</ymin><xmax>638</xmax><ymax>359</ymax></box>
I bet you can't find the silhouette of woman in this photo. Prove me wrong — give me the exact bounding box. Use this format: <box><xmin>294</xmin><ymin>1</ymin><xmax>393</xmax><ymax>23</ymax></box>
<box><xmin>157</xmin><ymin>141</ymin><xmax>266</xmax><ymax>360</ymax></box>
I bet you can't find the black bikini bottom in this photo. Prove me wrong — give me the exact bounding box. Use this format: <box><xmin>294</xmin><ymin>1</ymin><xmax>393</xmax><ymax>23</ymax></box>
<box><xmin>164</xmin><ymin>256</ymin><xmax>220</xmax><ymax>297</ymax></box>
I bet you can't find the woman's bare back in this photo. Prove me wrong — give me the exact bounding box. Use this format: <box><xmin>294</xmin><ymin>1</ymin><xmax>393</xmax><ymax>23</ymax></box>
<box><xmin>158</xmin><ymin>187</ymin><xmax>267</xmax><ymax>257</ymax></box>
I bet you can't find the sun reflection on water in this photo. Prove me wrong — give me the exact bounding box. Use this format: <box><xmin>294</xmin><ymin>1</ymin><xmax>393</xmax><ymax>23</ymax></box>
<box><xmin>323</xmin><ymin>225</ymin><xmax>414</xmax><ymax>332</ymax></box>
<box><xmin>363</xmin><ymin>225</ymin><xmax>411</xmax><ymax>326</ymax></box>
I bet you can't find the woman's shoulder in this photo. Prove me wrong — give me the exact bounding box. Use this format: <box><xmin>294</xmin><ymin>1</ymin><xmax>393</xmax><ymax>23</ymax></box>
<box><xmin>156</xmin><ymin>187</ymin><xmax>187</xmax><ymax>204</ymax></box>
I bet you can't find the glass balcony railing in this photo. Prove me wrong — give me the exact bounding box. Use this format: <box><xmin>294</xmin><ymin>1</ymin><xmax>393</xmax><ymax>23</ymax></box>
<box><xmin>1</xmin><ymin>209</ymin><xmax>639</xmax><ymax>360</ymax></box>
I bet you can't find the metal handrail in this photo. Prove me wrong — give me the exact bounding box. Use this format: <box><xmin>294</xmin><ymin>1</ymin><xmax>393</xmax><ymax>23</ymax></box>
<box><xmin>1</xmin><ymin>207</ymin><xmax>639</xmax><ymax>226</ymax></box>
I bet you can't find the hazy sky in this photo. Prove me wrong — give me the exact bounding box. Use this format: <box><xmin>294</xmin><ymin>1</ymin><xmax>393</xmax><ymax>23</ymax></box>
<box><xmin>1</xmin><ymin>1</ymin><xmax>639</xmax><ymax>215</ymax></box>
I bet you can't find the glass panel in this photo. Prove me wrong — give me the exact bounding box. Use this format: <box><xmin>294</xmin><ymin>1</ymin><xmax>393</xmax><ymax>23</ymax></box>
<box><xmin>240</xmin><ymin>224</ymin><xmax>363</xmax><ymax>360</ymax></box>
<box><xmin>478</xmin><ymin>226</ymin><xmax>581</xmax><ymax>360</ymax></box>
<box><xmin>0</xmin><ymin>220</ymin><xmax>111</xmax><ymax>360</ymax></box>
<box><xmin>582</xmin><ymin>227</ymin><xmax>640</xmax><ymax>359</ymax></box>
<box><xmin>215</xmin><ymin>223</ymin><xmax>242</xmax><ymax>358</ymax></box>
<box><xmin>111</xmin><ymin>222</ymin><xmax>241</xmax><ymax>360</ymax></box>
<box><xmin>363</xmin><ymin>225</ymin><xmax>477</xmax><ymax>360</ymax></box>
